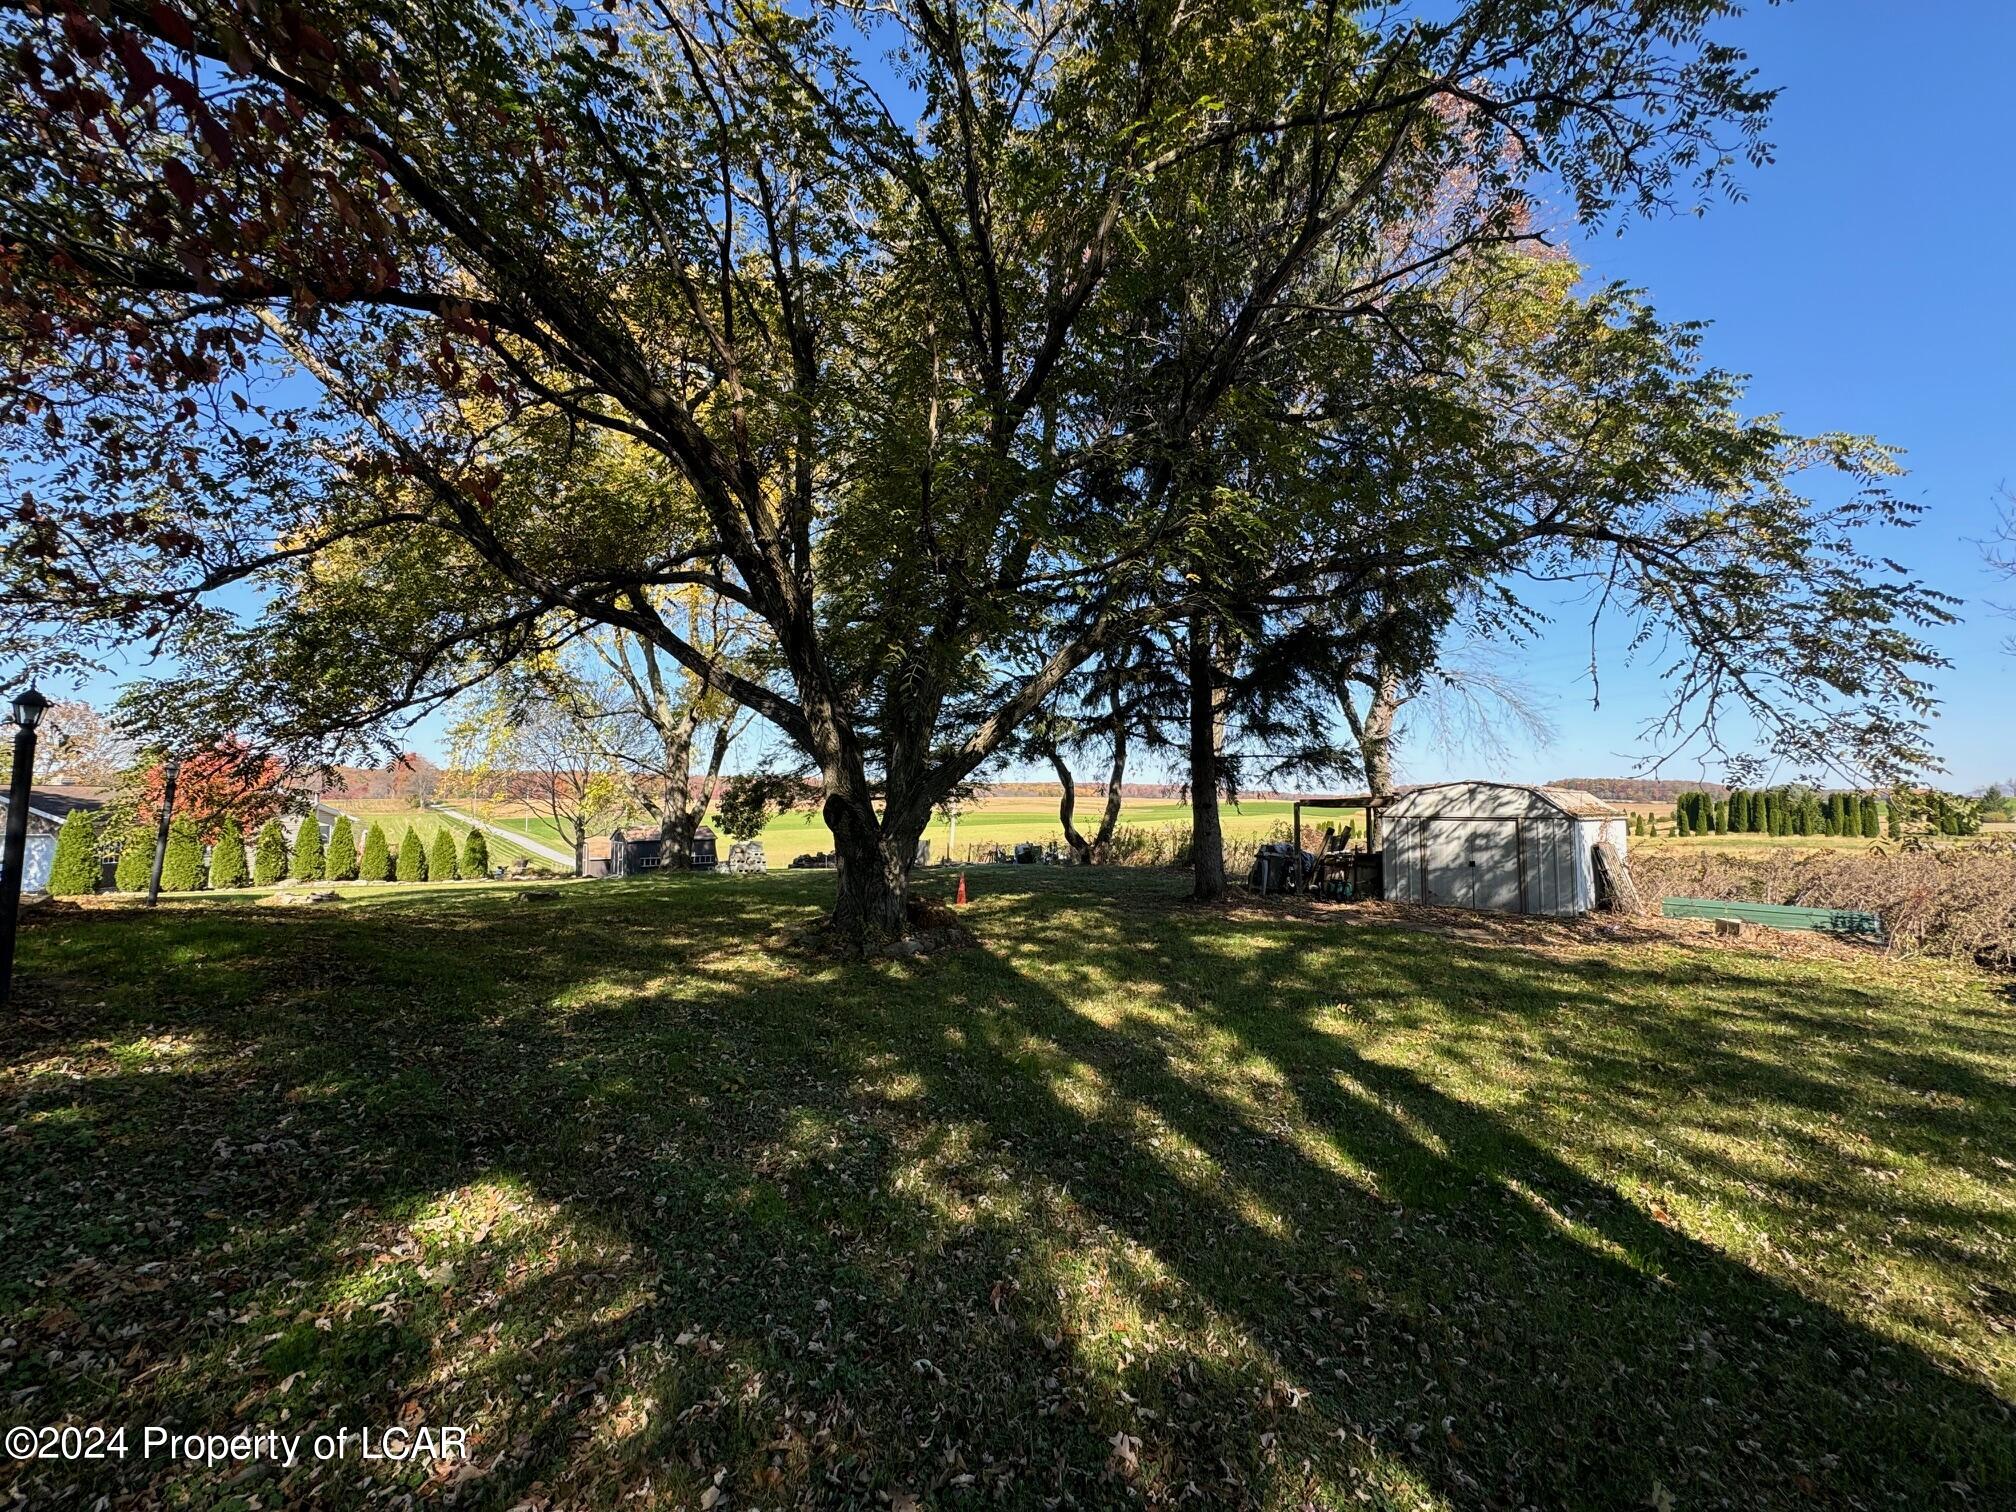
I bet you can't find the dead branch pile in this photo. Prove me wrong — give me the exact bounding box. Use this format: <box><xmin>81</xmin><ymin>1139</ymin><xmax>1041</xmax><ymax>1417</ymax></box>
<box><xmin>1628</xmin><ymin>841</ymin><xmax>2016</xmax><ymax>970</ymax></box>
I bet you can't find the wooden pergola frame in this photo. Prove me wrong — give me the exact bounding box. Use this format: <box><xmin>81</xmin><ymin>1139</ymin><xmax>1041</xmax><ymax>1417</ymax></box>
<box><xmin>1284</xmin><ymin>794</ymin><xmax>1380</xmax><ymax>896</ymax></box>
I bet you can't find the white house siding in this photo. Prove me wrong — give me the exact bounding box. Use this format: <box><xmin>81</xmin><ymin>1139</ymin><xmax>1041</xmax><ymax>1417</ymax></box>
<box><xmin>20</xmin><ymin>834</ymin><xmax>54</xmax><ymax>893</ymax></box>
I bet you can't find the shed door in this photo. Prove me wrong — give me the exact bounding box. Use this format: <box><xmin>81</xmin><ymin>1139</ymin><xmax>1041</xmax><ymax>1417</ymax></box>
<box><xmin>1421</xmin><ymin>820</ymin><xmax>1521</xmax><ymax>912</ymax></box>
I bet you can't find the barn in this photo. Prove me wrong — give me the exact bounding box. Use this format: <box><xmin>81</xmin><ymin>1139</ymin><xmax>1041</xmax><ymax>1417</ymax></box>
<box><xmin>1378</xmin><ymin>781</ymin><xmax>1627</xmax><ymax>917</ymax></box>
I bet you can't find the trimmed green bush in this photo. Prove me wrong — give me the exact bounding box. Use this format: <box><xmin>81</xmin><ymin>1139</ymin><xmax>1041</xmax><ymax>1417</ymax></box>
<box><xmin>208</xmin><ymin>815</ymin><xmax>250</xmax><ymax>890</ymax></box>
<box><xmin>291</xmin><ymin>814</ymin><xmax>325</xmax><ymax>881</ymax></box>
<box><xmin>429</xmin><ymin>828</ymin><xmax>460</xmax><ymax>882</ymax></box>
<box><xmin>1862</xmin><ymin>800</ymin><xmax>1881</xmax><ymax>839</ymax></box>
<box><xmin>395</xmin><ymin>825</ymin><xmax>427</xmax><ymax>883</ymax></box>
<box><xmin>48</xmin><ymin>809</ymin><xmax>100</xmax><ymax>896</ymax></box>
<box><xmin>160</xmin><ymin>817</ymin><xmax>206</xmax><ymax>892</ymax></box>
<box><xmin>360</xmin><ymin>823</ymin><xmax>393</xmax><ymax>882</ymax></box>
<box><xmin>114</xmin><ymin>826</ymin><xmax>155</xmax><ymax>893</ymax></box>
<box><xmin>253</xmin><ymin>819</ymin><xmax>289</xmax><ymax>885</ymax></box>
<box><xmin>325</xmin><ymin>814</ymin><xmax>358</xmax><ymax>881</ymax></box>
<box><xmin>462</xmin><ymin>828</ymin><xmax>490</xmax><ymax>878</ymax></box>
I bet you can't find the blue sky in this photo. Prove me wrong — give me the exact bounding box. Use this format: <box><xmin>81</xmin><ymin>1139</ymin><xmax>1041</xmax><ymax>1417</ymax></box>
<box><xmin>43</xmin><ymin>1</ymin><xmax>2016</xmax><ymax>791</ymax></box>
<box><xmin>1399</xmin><ymin>0</ymin><xmax>2016</xmax><ymax>791</ymax></box>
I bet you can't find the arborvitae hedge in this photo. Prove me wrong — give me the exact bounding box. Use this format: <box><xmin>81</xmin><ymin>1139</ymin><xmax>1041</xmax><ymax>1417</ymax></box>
<box><xmin>325</xmin><ymin>814</ymin><xmax>358</xmax><ymax>881</ymax></box>
<box><xmin>48</xmin><ymin>809</ymin><xmax>100</xmax><ymax>896</ymax></box>
<box><xmin>1862</xmin><ymin>800</ymin><xmax>1881</xmax><ymax>839</ymax></box>
<box><xmin>291</xmin><ymin>815</ymin><xmax>325</xmax><ymax>881</ymax></box>
<box><xmin>429</xmin><ymin>828</ymin><xmax>459</xmax><ymax>882</ymax></box>
<box><xmin>462</xmin><ymin>828</ymin><xmax>490</xmax><ymax>877</ymax></box>
<box><xmin>160</xmin><ymin>817</ymin><xmax>206</xmax><ymax>891</ymax></box>
<box><xmin>395</xmin><ymin>825</ymin><xmax>427</xmax><ymax>882</ymax></box>
<box><xmin>253</xmin><ymin>819</ymin><xmax>289</xmax><ymax>885</ymax></box>
<box><xmin>360</xmin><ymin>823</ymin><xmax>393</xmax><ymax>881</ymax></box>
<box><xmin>114</xmin><ymin>826</ymin><xmax>154</xmax><ymax>892</ymax></box>
<box><xmin>208</xmin><ymin>815</ymin><xmax>249</xmax><ymax>889</ymax></box>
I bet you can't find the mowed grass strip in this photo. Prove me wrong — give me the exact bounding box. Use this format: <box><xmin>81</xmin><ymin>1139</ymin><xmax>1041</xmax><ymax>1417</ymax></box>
<box><xmin>322</xmin><ymin>805</ymin><xmax>549</xmax><ymax>871</ymax></box>
<box><xmin>468</xmin><ymin>794</ymin><xmax>1318</xmax><ymax>867</ymax></box>
<box><xmin>5</xmin><ymin>871</ymin><xmax>2011</xmax><ymax>1509</ymax></box>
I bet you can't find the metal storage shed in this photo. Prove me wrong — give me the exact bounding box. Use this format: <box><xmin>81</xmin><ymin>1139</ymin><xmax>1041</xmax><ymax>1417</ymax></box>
<box><xmin>1379</xmin><ymin>782</ymin><xmax>1627</xmax><ymax>917</ymax></box>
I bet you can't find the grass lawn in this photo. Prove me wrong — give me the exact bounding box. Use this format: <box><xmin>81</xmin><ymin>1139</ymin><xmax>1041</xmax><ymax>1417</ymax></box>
<box><xmin>461</xmin><ymin>809</ymin><xmax>574</xmax><ymax>854</ymax></box>
<box><xmin>467</xmin><ymin>794</ymin><xmax>1315</xmax><ymax>868</ymax></box>
<box><xmin>5</xmin><ymin>872</ymin><xmax>2012</xmax><ymax>1508</ymax></box>
<box><xmin>322</xmin><ymin>806</ymin><xmax>551</xmax><ymax>871</ymax></box>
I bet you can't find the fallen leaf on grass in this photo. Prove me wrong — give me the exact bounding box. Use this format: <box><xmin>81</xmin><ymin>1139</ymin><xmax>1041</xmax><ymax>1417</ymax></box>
<box><xmin>1108</xmin><ymin>1430</ymin><xmax>1141</xmax><ymax>1476</ymax></box>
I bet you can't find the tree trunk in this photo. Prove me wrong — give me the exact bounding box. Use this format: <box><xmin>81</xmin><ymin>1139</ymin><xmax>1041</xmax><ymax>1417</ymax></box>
<box><xmin>1048</xmin><ymin>746</ymin><xmax>1094</xmax><ymax>864</ymax></box>
<box><xmin>697</xmin><ymin>722</ymin><xmax>732</xmax><ymax>824</ymax></box>
<box><xmin>1089</xmin><ymin>683</ymin><xmax>1129</xmax><ymax>862</ymax></box>
<box><xmin>1342</xmin><ymin>657</ymin><xmax>1403</xmax><ymax>851</ymax></box>
<box><xmin>826</xmin><ymin>791</ymin><xmax>915</xmax><ymax>948</ymax></box>
<box><xmin>1360</xmin><ymin>672</ymin><xmax>1398</xmax><ymax>851</ymax></box>
<box><xmin>572</xmin><ymin>815</ymin><xmax>585</xmax><ymax>877</ymax></box>
<box><xmin>655</xmin><ymin>727</ymin><xmax>702</xmax><ymax>872</ymax></box>
<box><xmin>657</xmin><ymin>723</ymin><xmax>731</xmax><ymax>869</ymax></box>
<box><xmin>1188</xmin><ymin>613</ymin><xmax>1226</xmax><ymax>902</ymax></box>
<box><xmin>661</xmin><ymin>804</ymin><xmax>700</xmax><ymax>871</ymax></box>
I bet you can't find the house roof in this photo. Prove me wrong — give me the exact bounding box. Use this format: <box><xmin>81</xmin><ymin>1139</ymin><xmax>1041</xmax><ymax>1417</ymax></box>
<box><xmin>0</xmin><ymin>786</ymin><xmax>108</xmax><ymax>823</ymax></box>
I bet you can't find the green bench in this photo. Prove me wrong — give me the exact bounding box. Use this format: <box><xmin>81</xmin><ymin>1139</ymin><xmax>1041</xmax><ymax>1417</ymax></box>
<box><xmin>1660</xmin><ymin>896</ymin><xmax>1883</xmax><ymax>938</ymax></box>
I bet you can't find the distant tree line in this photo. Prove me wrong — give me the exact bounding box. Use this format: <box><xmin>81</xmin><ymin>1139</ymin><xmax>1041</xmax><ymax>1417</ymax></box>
<box><xmin>1628</xmin><ymin>786</ymin><xmax>1982</xmax><ymax>841</ymax></box>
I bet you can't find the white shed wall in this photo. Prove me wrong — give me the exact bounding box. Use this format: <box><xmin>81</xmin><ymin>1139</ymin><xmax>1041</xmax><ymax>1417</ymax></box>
<box><xmin>1379</xmin><ymin>784</ymin><xmax>1622</xmax><ymax>918</ymax></box>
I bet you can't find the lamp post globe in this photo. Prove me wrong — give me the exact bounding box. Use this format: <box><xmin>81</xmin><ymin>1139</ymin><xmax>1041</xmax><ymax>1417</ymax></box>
<box><xmin>10</xmin><ymin>685</ymin><xmax>48</xmax><ymax>731</ymax></box>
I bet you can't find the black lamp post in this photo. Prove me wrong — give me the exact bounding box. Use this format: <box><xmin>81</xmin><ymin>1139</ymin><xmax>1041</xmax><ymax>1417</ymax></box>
<box><xmin>146</xmin><ymin>757</ymin><xmax>182</xmax><ymax>907</ymax></box>
<box><xmin>1</xmin><ymin>684</ymin><xmax>51</xmax><ymax>1011</ymax></box>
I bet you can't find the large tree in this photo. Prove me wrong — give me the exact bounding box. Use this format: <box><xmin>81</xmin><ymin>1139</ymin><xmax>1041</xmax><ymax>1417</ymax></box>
<box><xmin>1160</xmin><ymin>240</ymin><xmax>1952</xmax><ymax>894</ymax></box>
<box><xmin>451</xmin><ymin>671</ymin><xmax>629</xmax><ymax>876</ymax></box>
<box><xmin>568</xmin><ymin>602</ymin><xmax>758</xmax><ymax>869</ymax></box>
<box><xmin>18</xmin><ymin>698</ymin><xmax>132</xmax><ymax>786</ymax></box>
<box><xmin>1</xmin><ymin>0</ymin><xmax>1939</xmax><ymax>942</ymax></box>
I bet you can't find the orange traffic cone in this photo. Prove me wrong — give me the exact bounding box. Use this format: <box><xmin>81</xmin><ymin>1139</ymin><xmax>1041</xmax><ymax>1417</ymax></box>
<box><xmin>955</xmin><ymin>872</ymin><xmax>967</xmax><ymax>907</ymax></box>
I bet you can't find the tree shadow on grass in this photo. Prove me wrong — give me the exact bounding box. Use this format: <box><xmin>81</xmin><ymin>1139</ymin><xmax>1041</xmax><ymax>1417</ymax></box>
<box><xmin>885</xmin><ymin>975</ymin><xmax>2007</xmax><ymax>1503</ymax></box>
<box><xmin>4</xmin><ymin>871</ymin><xmax>2012</xmax><ymax>1508</ymax></box>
